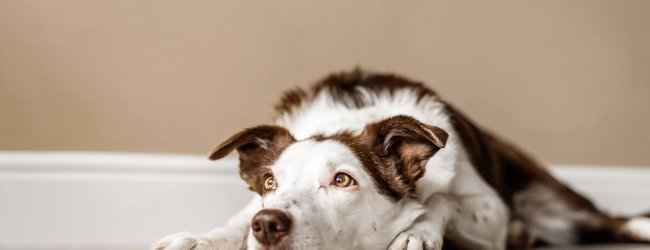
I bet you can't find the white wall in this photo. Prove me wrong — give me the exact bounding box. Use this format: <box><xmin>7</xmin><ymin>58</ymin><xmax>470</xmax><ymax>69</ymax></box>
<box><xmin>2</xmin><ymin>1</ymin><xmax>650</xmax><ymax>166</ymax></box>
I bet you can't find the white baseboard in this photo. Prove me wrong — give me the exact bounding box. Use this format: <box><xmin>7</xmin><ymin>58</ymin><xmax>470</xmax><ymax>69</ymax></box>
<box><xmin>1</xmin><ymin>151</ymin><xmax>649</xmax><ymax>247</ymax></box>
<box><xmin>0</xmin><ymin>152</ymin><xmax>252</xmax><ymax>247</ymax></box>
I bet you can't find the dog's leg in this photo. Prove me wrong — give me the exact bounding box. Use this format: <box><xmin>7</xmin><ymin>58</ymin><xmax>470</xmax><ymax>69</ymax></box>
<box><xmin>151</xmin><ymin>196</ymin><xmax>260</xmax><ymax>250</ymax></box>
<box><xmin>388</xmin><ymin>194</ymin><xmax>450</xmax><ymax>250</ymax></box>
<box><xmin>444</xmin><ymin>192</ymin><xmax>508</xmax><ymax>250</ymax></box>
<box><xmin>388</xmin><ymin>192</ymin><xmax>508</xmax><ymax>250</ymax></box>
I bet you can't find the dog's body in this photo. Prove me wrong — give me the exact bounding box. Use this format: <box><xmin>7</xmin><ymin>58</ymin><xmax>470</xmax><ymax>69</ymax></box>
<box><xmin>153</xmin><ymin>70</ymin><xmax>650</xmax><ymax>250</ymax></box>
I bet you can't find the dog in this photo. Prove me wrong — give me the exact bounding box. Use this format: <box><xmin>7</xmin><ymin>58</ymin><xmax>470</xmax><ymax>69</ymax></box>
<box><xmin>152</xmin><ymin>69</ymin><xmax>650</xmax><ymax>250</ymax></box>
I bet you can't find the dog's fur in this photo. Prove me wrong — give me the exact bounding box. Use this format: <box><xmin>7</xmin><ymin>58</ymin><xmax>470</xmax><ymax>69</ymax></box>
<box><xmin>153</xmin><ymin>69</ymin><xmax>650</xmax><ymax>250</ymax></box>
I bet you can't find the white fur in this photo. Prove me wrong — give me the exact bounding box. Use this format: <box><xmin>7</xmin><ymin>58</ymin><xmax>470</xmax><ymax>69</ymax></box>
<box><xmin>277</xmin><ymin>89</ymin><xmax>457</xmax><ymax>196</ymax></box>
<box><xmin>621</xmin><ymin>217</ymin><xmax>650</xmax><ymax>241</ymax></box>
<box><xmin>244</xmin><ymin>140</ymin><xmax>425</xmax><ymax>249</ymax></box>
<box><xmin>153</xmin><ymin>86</ymin><xmax>508</xmax><ymax>250</ymax></box>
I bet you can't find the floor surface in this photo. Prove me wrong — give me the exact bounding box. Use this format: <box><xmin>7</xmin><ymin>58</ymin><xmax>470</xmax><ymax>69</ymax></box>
<box><xmin>2</xmin><ymin>244</ymin><xmax>650</xmax><ymax>250</ymax></box>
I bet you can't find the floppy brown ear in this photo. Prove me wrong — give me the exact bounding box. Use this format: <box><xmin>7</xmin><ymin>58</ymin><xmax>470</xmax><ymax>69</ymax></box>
<box><xmin>209</xmin><ymin>125</ymin><xmax>295</xmax><ymax>193</ymax></box>
<box><xmin>358</xmin><ymin>115</ymin><xmax>448</xmax><ymax>197</ymax></box>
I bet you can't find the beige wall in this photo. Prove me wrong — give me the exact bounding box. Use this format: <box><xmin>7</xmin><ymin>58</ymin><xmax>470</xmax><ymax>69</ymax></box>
<box><xmin>1</xmin><ymin>1</ymin><xmax>649</xmax><ymax>166</ymax></box>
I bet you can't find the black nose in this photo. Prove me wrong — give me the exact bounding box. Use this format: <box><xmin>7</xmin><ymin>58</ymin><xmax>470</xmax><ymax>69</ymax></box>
<box><xmin>251</xmin><ymin>209</ymin><xmax>292</xmax><ymax>245</ymax></box>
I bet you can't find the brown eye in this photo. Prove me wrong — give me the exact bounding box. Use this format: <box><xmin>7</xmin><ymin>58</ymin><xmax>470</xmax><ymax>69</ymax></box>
<box><xmin>333</xmin><ymin>173</ymin><xmax>355</xmax><ymax>187</ymax></box>
<box><xmin>263</xmin><ymin>175</ymin><xmax>276</xmax><ymax>190</ymax></box>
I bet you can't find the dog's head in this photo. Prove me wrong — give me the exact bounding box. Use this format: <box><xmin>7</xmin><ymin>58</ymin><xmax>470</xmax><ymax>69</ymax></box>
<box><xmin>210</xmin><ymin>115</ymin><xmax>448</xmax><ymax>250</ymax></box>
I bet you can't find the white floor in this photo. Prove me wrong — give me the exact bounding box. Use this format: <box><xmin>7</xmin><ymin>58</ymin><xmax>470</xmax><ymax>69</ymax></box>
<box><xmin>4</xmin><ymin>244</ymin><xmax>650</xmax><ymax>250</ymax></box>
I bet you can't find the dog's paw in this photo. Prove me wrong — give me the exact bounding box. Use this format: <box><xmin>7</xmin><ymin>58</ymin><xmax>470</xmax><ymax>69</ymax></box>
<box><xmin>151</xmin><ymin>232</ymin><xmax>211</xmax><ymax>250</ymax></box>
<box><xmin>388</xmin><ymin>231</ymin><xmax>442</xmax><ymax>250</ymax></box>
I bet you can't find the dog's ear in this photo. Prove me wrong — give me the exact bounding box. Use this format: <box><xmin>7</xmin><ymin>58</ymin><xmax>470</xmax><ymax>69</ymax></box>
<box><xmin>209</xmin><ymin>125</ymin><xmax>295</xmax><ymax>193</ymax></box>
<box><xmin>358</xmin><ymin>115</ymin><xmax>448</xmax><ymax>196</ymax></box>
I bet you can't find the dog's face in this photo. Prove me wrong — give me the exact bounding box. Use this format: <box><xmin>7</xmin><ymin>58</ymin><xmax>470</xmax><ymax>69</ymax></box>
<box><xmin>210</xmin><ymin>115</ymin><xmax>448</xmax><ymax>250</ymax></box>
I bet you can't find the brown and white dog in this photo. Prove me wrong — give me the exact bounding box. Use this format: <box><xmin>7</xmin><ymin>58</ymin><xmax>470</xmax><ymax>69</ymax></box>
<box><xmin>153</xmin><ymin>69</ymin><xmax>650</xmax><ymax>250</ymax></box>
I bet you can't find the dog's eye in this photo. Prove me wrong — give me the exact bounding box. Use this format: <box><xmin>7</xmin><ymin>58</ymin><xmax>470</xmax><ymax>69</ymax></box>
<box><xmin>333</xmin><ymin>173</ymin><xmax>355</xmax><ymax>187</ymax></box>
<box><xmin>263</xmin><ymin>175</ymin><xmax>276</xmax><ymax>190</ymax></box>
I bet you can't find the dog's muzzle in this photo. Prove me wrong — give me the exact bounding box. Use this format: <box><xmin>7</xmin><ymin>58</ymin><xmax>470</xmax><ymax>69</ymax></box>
<box><xmin>251</xmin><ymin>209</ymin><xmax>292</xmax><ymax>246</ymax></box>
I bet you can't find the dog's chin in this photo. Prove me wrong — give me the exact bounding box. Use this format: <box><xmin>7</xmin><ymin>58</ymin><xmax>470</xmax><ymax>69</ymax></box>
<box><xmin>247</xmin><ymin>237</ymin><xmax>292</xmax><ymax>250</ymax></box>
<box><xmin>249</xmin><ymin>236</ymin><xmax>328</xmax><ymax>250</ymax></box>
<box><xmin>249</xmin><ymin>242</ymin><xmax>292</xmax><ymax>250</ymax></box>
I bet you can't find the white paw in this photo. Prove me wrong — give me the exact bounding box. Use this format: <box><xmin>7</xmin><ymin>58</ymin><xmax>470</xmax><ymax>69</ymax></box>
<box><xmin>151</xmin><ymin>232</ymin><xmax>211</xmax><ymax>250</ymax></box>
<box><xmin>388</xmin><ymin>231</ymin><xmax>441</xmax><ymax>250</ymax></box>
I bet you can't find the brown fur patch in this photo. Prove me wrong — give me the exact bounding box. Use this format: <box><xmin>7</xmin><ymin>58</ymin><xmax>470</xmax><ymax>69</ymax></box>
<box><xmin>274</xmin><ymin>68</ymin><xmax>438</xmax><ymax>117</ymax></box>
<box><xmin>310</xmin><ymin>130</ymin><xmax>356</xmax><ymax>141</ymax></box>
<box><xmin>331</xmin><ymin>115</ymin><xmax>448</xmax><ymax>201</ymax></box>
<box><xmin>209</xmin><ymin>125</ymin><xmax>295</xmax><ymax>194</ymax></box>
<box><xmin>274</xmin><ymin>87</ymin><xmax>308</xmax><ymax>115</ymax></box>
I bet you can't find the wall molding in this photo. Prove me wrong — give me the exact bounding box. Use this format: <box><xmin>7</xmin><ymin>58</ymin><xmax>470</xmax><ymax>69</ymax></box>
<box><xmin>1</xmin><ymin>151</ymin><xmax>649</xmax><ymax>247</ymax></box>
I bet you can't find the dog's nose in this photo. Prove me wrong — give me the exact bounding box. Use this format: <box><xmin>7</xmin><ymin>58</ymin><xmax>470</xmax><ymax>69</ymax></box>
<box><xmin>251</xmin><ymin>209</ymin><xmax>292</xmax><ymax>245</ymax></box>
